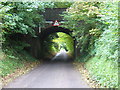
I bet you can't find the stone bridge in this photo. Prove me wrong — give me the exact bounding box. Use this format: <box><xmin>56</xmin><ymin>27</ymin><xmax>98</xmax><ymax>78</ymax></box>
<box><xmin>24</xmin><ymin>8</ymin><xmax>78</xmax><ymax>60</ymax></box>
<box><xmin>41</xmin><ymin>8</ymin><xmax>67</xmax><ymax>30</ymax></box>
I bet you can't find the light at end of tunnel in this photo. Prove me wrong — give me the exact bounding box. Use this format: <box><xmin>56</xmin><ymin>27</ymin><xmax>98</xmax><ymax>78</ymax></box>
<box><xmin>59</xmin><ymin>48</ymin><xmax>67</xmax><ymax>53</ymax></box>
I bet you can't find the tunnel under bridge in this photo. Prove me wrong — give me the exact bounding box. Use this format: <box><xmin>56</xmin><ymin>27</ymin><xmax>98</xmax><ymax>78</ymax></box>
<box><xmin>21</xmin><ymin>8</ymin><xmax>79</xmax><ymax>60</ymax></box>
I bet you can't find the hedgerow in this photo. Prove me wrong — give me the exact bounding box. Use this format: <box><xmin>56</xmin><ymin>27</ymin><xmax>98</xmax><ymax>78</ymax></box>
<box><xmin>62</xmin><ymin>2</ymin><xmax>119</xmax><ymax>88</ymax></box>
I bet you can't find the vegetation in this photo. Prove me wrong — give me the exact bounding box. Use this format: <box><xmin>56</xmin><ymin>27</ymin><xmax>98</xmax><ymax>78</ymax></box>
<box><xmin>62</xmin><ymin>2</ymin><xmax>118</xmax><ymax>88</ymax></box>
<box><xmin>0</xmin><ymin>1</ymin><xmax>72</xmax><ymax>78</ymax></box>
<box><xmin>0</xmin><ymin>2</ymin><xmax>52</xmax><ymax>81</ymax></box>
<box><xmin>52</xmin><ymin>32</ymin><xmax>74</xmax><ymax>54</ymax></box>
<box><xmin>0</xmin><ymin>48</ymin><xmax>38</xmax><ymax>77</ymax></box>
<box><xmin>1</xmin><ymin>2</ymin><xmax>48</xmax><ymax>51</ymax></box>
<box><xmin>42</xmin><ymin>32</ymin><xmax>74</xmax><ymax>59</ymax></box>
<box><xmin>0</xmin><ymin>1</ymin><xmax>119</xmax><ymax>88</ymax></box>
<box><xmin>53</xmin><ymin>2</ymin><xmax>73</xmax><ymax>8</ymax></box>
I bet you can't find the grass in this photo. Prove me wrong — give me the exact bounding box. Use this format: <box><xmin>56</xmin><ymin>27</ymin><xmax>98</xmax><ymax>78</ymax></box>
<box><xmin>85</xmin><ymin>57</ymin><xmax>118</xmax><ymax>88</ymax></box>
<box><xmin>0</xmin><ymin>48</ymin><xmax>41</xmax><ymax>87</ymax></box>
<box><xmin>0</xmin><ymin>48</ymin><xmax>39</xmax><ymax>77</ymax></box>
<box><xmin>1</xmin><ymin>57</ymin><xmax>23</xmax><ymax>77</ymax></box>
<box><xmin>0</xmin><ymin>49</ymin><xmax>4</xmax><ymax>60</ymax></box>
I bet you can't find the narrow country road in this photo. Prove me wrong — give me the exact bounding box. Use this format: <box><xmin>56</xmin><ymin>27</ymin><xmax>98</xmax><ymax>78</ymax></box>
<box><xmin>4</xmin><ymin>61</ymin><xmax>90</xmax><ymax>88</ymax></box>
<box><xmin>4</xmin><ymin>51</ymin><xmax>90</xmax><ymax>88</ymax></box>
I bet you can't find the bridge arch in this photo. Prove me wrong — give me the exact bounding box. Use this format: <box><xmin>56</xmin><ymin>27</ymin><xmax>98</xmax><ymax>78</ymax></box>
<box><xmin>40</xmin><ymin>26</ymin><xmax>73</xmax><ymax>40</ymax></box>
<box><xmin>40</xmin><ymin>26</ymin><xmax>77</xmax><ymax>60</ymax></box>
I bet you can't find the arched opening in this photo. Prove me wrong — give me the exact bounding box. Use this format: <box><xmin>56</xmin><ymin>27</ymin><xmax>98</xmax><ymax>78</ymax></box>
<box><xmin>40</xmin><ymin>26</ymin><xmax>72</xmax><ymax>40</ymax></box>
<box><xmin>40</xmin><ymin>26</ymin><xmax>76</xmax><ymax>61</ymax></box>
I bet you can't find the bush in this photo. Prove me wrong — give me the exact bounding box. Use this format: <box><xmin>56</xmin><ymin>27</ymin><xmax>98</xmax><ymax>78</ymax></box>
<box><xmin>62</xmin><ymin>2</ymin><xmax>119</xmax><ymax>88</ymax></box>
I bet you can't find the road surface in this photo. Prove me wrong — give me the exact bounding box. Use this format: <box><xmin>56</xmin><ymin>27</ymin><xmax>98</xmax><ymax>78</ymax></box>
<box><xmin>4</xmin><ymin>51</ymin><xmax>90</xmax><ymax>88</ymax></box>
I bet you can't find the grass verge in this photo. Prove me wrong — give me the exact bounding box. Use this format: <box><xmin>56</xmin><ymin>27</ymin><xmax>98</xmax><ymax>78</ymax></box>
<box><xmin>0</xmin><ymin>49</ymin><xmax>41</xmax><ymax>88</ymax></box>
<box><xmin>74</xmin><ymin>56</ymin><xmax>118</xmax><ymax>88</ymax></box>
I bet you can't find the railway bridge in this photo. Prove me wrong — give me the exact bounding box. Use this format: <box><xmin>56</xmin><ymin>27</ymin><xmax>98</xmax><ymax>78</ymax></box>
<box><xmin>25</xmin><ymin>8</ymin><xmax>78</xmax><ymax>59</ymax></box>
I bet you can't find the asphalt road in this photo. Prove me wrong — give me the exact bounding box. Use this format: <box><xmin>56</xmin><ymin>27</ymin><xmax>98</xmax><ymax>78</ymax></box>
<box><xmin>4</xmin><ymin>51</ymin><xmax>90</xmax><ymax>88</ymax></box>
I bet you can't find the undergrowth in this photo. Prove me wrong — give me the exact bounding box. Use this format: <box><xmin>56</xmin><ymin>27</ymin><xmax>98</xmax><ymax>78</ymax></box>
<box><xmin>76</xmin><ymin>56</ymin><xmax>118</xmax><ymax>88</ymax></box>
<box><xmin>0</xmin><ymin>48</ymin><xmax>39</xmax><ymax>77</ymax></box>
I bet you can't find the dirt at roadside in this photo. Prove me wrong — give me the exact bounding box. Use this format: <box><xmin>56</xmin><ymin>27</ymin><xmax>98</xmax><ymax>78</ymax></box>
<box><xmin>73</xmin><ymin>62</ymin><xmax>101</xmax><ymax>88</ymax></box>
<box><xmin>2</xmin><ymin>60</ymin><xmax>41</xmax><ymax>88</ymax></box>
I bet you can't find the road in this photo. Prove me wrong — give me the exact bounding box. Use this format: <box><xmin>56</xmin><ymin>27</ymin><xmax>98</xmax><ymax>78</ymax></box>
<box><xmin>4</xmin><ymin>51</ymin><xmax>90</xmax><ymax>88</ymax></box>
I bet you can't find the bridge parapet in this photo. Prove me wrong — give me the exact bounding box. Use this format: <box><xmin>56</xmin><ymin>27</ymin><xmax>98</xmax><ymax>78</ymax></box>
<box><xmin>38</xmin><ymin>8</ymin><xmax>67</xmax><ymax>33</ymax></box>
<box><xmin>42</xmin><ymin>8</ymin><xmax>67</xmax><ymax>21</ymax></box>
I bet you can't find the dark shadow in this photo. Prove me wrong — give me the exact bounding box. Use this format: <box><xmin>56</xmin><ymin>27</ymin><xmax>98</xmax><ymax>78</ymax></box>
<box><xmin>40</xmin><ymin>26</ymin><xmax>72</xmax><ymax>40</ymax></box>
<box><xmin>40</xmin><ymin>26</ymin><xmax>76</xmax><ymax>62</ymax></box>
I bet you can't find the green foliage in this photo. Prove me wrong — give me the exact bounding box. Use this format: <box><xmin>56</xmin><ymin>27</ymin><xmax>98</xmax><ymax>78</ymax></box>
<box><xmin>0</xmin><ymin>2</ymin><xmax>53</xmax><ymax>77</ymax></box>
<box><xmin>0</xmin><ymin>2</ymin><xmax>54</xmax><ymax>53</ymax></box>
<box><xmin>0</xmin><ymin>1</ymin><xmax>119</xmax><ymax>88</ymax></box>
<box><xmin>41</xmin><ymin>33</ymin><xmax>58</xmax><ymax>57</ymax></box>
<box><xmin>42</xmin><ymin>32</ymin><xmax>74</xmax><ymax>58</ymax></box>
<box><xmin>0</xmin><ymin>47</ymin><xmax>38</xmax><ymax>77</ymax></box>
<box><xmin>53</xmin><ymin>2</ymin><xmax>73</xmax><ymax>8</ymax></box>
<box><xmin>89</xmin><ymin>2</ymin><xmax>118</xmax><ymax>88</ymax></box>
<box><xmin>1</xmin><ymin>2</ymin><xmax>45</xmax><ymax>36</ymax></box>
<box><xmin>52</xmin><ymin>32</ymin><xmax>74</xmax><ymax>54</ymax></box>
<box><xmin>0</xmin><ymin>1</ymin><xmax>73</xmax><ymax>56</ymax></box>
<box><xmin>94</xmin><ymin>2</ymin><xmax>118</xmax><ymax>62</ymax></box>
<box><xmin>62</xmin><ymin>2</ymin><xmax>101</xmax><ymax>56</ymax></box>
<box><xmin>85</xmin><ymin>57</ymin><xmax>118</xmax><ymax>88</ymax></box>
<box><xmin>62</xmin><ymin>2</ymin><xmax>118</xmax><ymax>88</ymax></box>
